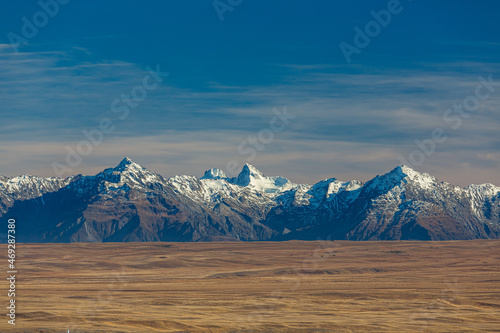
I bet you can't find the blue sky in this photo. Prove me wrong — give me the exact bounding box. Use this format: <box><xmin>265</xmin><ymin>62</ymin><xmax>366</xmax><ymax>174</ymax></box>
<box><xmin>1</xmin><ymin>0</ymin><xmax>499</xmax><ymax>185</ymax></box>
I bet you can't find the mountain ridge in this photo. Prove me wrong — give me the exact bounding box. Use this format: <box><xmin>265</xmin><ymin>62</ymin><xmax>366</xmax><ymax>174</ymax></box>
<box><xmin>1</xmin><ymin>157</ymin><xmax>499</xmax><ymax>242</ymax></box>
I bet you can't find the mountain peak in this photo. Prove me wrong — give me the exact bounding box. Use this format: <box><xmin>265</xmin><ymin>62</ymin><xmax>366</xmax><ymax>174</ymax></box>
<box><xmin>383</xmin><ymin>165</ymin><xmax>421</xmax><ymax>178</ymax></box>
<box><xmin>201</xmin><ymin>168</ymin><xmax>227</xmax><ymax>180</ymax></box>
<box><xmin>243</xmin><ymin>163</ymin><xmax>264</xmax><ymax>174</ymax></box>
<box><xmin>232</xmin><ymin>164</ymin><xmax>294</xmax><ymax>193</ymax></box>
<box><xmin>366</xmin><ymin>165</ymin><xmax>437</xmax><ymax>192</ymax></box>
<box><xmin>399</xmin><ymin>164</ymin><xmax>415</xmax><ymax>172</ymax></box>
<box><xmin>115</xmin><ymin>157</ymin><xmax>139</xmax><ymax>170</ymax></box>
<box><xmin>394</xmin><ymin>165</ymin><xmax>435</xmax><ymax>183</ymax></box>
<box><xmin>395</xmin><ymin>164</ymin><xmax>421</xmax><ymax>176</ymax></box>
<box><xmin>113</xmin><ymin>157</ymin><xmax>143</xmax><ymax>172</ymax></box>
<box><xmin>121</xmin><ymin>157</ymin><xmax>134</xmax><ymax>163</ymax></box>
<box><xmin>236</xmin><ymin>163</ymin><xmax>265</xmax><ymax>186</ymax></box>
<box><xmin>95</xmin><ymin>157</ymin><xmax>160</xmax><ymax>186</ymax></box>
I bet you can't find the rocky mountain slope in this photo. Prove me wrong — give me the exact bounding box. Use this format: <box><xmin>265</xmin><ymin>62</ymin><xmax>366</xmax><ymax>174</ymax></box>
<box><xmin>1</xmin><ymin>158</ymin><xmax>499</xmax><ymax>242</ymax></box>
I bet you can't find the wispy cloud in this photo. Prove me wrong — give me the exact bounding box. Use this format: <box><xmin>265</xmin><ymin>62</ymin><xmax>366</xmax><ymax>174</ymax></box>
<box><xmin>0</xmin><ymin>46</ymin><xmax>499</xmax><ymax>186</ymax></box>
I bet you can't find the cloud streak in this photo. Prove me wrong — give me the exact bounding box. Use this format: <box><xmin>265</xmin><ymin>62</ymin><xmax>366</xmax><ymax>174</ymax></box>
<box><xmin>0</xmin><ymin>46</ymin><xmax>499</xmax><ymax>186</ymax></box>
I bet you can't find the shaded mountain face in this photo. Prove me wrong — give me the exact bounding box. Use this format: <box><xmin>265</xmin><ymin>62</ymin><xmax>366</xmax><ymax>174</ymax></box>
<box><xmin>1</xmin><ymin>158</ymin><xmax>499</xmax><ymax>242</ymax></box>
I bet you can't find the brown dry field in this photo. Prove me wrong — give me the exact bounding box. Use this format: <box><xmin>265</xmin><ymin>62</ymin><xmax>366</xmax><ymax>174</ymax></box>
<box><xmin>1</xmin><ymin>240</ymin><xmax>500</xmax><ymax>332</ymax></box>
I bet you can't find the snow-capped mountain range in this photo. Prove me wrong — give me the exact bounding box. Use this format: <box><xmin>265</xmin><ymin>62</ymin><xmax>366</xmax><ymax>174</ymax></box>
<box><xmin>1</xmin><ymin>158</ymin><xmax>499</xmax><ymax>242</ymax></box>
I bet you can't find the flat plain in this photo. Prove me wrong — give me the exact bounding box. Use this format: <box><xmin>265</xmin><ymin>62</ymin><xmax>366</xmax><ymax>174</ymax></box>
<box><xmin>1</xmin><ymin>240</ymin><xmax>500</xmax><ymax>332</ymax></box>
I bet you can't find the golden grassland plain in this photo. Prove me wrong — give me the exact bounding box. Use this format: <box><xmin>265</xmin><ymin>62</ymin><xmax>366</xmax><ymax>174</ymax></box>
<box><xmin>1</xmin><ymin>240</ymin><xmax>500</xmax><ymax>332</ymax></box>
